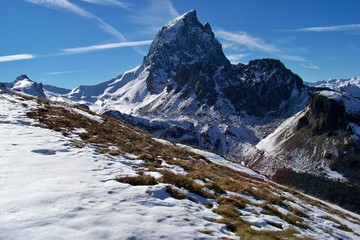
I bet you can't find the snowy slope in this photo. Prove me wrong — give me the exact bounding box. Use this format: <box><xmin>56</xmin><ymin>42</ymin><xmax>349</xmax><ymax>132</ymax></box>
<box><xmin>0</xmin><ymin>93</ymin><xmax>234</xmax><ymax>240</ymax></box>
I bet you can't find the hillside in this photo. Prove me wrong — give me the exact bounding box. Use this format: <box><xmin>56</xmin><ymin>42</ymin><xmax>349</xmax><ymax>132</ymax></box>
<box><xmin>1</xmin><ymin>90</ymin><xmax>360</xmax><ymax>239</ymax></box>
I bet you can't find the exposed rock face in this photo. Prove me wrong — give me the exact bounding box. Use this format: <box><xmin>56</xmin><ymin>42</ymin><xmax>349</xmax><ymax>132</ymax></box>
<box><xmin>0</xmin><ymin>82</ymin><xmax>6</xmax><ymax>90</ymax></box>
<box><xmin>297</xmin><ymin>93</ymin><xmax>347</xmax><ymax>135</ymax></box>
<box><xmin>140</xmin><ymin>10</ymin><xmax>305</xmax><ymax>118</ymax></box>
<box><xmin>143</xmin><ymin>10</ymin><xmax>230</xmax><ymax>94</ymax></box>
<box><xmin>222</xmin><ymin>59</ymin><xmax>304</xmax><ymax>116</ymax></box>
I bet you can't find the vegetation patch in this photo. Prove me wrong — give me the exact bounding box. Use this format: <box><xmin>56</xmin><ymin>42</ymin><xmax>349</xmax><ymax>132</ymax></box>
<box><xmin>165</xmin><ymin>185</ymin><xmax>187</xmax><ymax>200</ymax></box>
<box><xmin>116</xmin><ymin>174</ymin><xmax>158</xmax><ymax>186</ymax></box>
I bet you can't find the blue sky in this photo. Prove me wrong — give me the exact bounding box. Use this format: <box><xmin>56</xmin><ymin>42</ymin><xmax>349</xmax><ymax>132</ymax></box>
<box><xmin>1</xmin><ymin>0</ymin><xmax>360</xmax><ymax>89</ymax></box>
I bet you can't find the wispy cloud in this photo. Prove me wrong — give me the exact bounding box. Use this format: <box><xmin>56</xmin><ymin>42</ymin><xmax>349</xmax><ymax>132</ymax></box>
<box><xmin>226</xmin><ymin>53</ymin><xmax>250</xmax><ymax>64</ymax></box>
<box><xmin>47</xmin><ymin>70</ymin><xmax>83</xmax><ymax>75</ymax></box>
<box><xmin>79</xmin><ymin>0</ymin><xmax>129</xmax><ymax>9</ymax></box>
<box><xmin>216</xmin><ymin>30</ymin><xmax>279</xmax><ymax>53</ymax></box>
<box><xmin>25</xmin><ymin>0</ymin><xmax>126</xmax><ymax>41</ymax></box>
<box><xmin>26</xmin><ymin>0</ymin><xmax>92</xmax><ymax>18</ymax></box>
<box><xmin>61</xmin><ymin>40</ymin><xmax>152</xmax><ymax>54</ymax></box>
<box><xmin>279</xmin><ymin>54</ymin><xmax>307</xmax><ymax>62</ymax></box>
<box><xmin>300</xmin><ymin>63</ymin><xmax>320</xmax><ymax>70</ymax></box>
<box><xmin>293</xmin><ymin>23</ymin><xmax>360</xmax><ymax>32</ymax></box>
<box><xmin>0</xmin><ymin>54</ymin><xmax>37</xmax><ymax>63</ymax></box>
<box><xmin>128</xmin><ymin>0</ymin><xmax>179</xmax><ymax>36</ymax></box>
<box><xmin>216</xmin><ymin>29</ymin><xmax>320</xmax><ymax>70</ymax></box>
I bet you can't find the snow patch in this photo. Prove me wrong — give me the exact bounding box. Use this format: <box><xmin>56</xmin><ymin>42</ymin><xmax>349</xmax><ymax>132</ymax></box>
<box><xmin>319</xmin><ymin>90</ymin><xmax>343</xmax><ymax>101</ymax></box>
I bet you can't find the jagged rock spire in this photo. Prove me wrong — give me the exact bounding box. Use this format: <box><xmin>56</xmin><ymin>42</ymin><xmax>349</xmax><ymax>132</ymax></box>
<box><xmin>143</xmin><ymin>10</ymin><xmax>230</xmax><ymax>94</ymax></box>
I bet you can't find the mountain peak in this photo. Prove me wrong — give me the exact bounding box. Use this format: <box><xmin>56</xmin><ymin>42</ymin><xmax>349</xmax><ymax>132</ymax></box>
<box><xmin>15</xmin><ymin>74</ymin><xmax>30</xmax><ymax>82</ymax></box>
<box><xmin>9</xmin><ymin>74</ymin><xmax>46</xmax><ymax>98</ymax></box>
<box><xmin>143</xmin><ymin>9</ymin><xmax>230</xmax><ymax>94</ymax></box>
<box><xmin>168</xmin><ymin>9</ymin><xmax>197</xmax><ymax>25</ymax></box>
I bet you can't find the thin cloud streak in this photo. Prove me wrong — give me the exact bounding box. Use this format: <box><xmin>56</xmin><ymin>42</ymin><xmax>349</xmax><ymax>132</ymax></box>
<box><xmin>279</xmin><ymin>54</ymin><xmax>307</xmax><ymax>62</ymax></box>
<box><xmin>226</xmin><ymin>53</ymin><xmax>250</xmax><ymax>64</ymax></box>
<box><xmin>25</xmin><ymin>0</ymin><xmax>126</xmax><ymax>41</ymax></box>
<box><xmin>128</xmin><ymin>0</ymin><xmax>179</xmax><ymax>36</ymax></box>
<box><xmin>216</xmin><ymin>29</ymin><xmax>321</xmax><ymax>70</ymax></box>
<box><xmin>61</xmin><ymin>40</ymin><xmax>152</xmax><ymax>54</ymax></box>
<box><xmin>293</xmin><ymin>23</ymin><xmax>360</xmax><ymax>32</ymax></box>
<box><xmin>47</xmin><ymin>70</ymin><xmax>83</xmax><ymax>75</ymax></box>
<box><xmin>216</xmin><ymin>30</ymin><xmax>279</xmax><ymax>53</ymax></box>
<box><xmin>0</xmin><ymin>54</ymin><xmax>37</xmax><ymax>63</ymax></box>
<box><xmin>26</xmin><ymin>0</ymin><xmax>92</xmax><ymax>18</ymax></box>
<box><xmin>79</xmin><ymin>0</ymin><xmax>130</xmax><ymax>9</ymax></box>
<box><xmin>301</xmin><ymin>63</ymin><xmax>320</xmax><ymax>70</ymax></box>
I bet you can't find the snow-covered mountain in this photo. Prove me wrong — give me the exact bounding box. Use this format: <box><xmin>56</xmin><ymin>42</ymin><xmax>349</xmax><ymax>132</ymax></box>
<box><xmin>54</xmin><ymin>10</ymin><xmax>310</xmax><ymax>159</ymax></box>
<box><xmin>307</xmin><ymin>77</ymin><xmax>360</xmax><ymax>99</ymax></box>
<box><xmin>0</xmin><ymin>74</ymin><xmax>46</xmax><ymax>98</ymax></box>
<box><xmin>242</xmin><ymin>78</ymin><xmax>360</xmax><ymax>211</ymax></box>
<box><xmin>2</xmin><ymin>90</ymin><xmax>360</xmax><ymax>239</ymax></box>
<box><xmin>246</xmin><ymin>90</ymin><xmax>360</xmax><ymax>175</ymax></box>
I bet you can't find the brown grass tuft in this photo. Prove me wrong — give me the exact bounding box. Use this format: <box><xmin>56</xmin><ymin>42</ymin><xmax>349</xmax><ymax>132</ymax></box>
<box><xmin>116</xmin><ymin>174</ymin><xmax>158</xmax><ymax>186</ymax></box>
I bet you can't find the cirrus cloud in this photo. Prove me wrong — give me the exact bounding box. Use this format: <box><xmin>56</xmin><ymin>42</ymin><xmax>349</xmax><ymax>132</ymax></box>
<box><xmin>216</xmin><ymin>30</ymin><xmax>279</xmax><ymax>53</ymax></box>
<box><xmin>25</xmin><ymin>0</ymin><xmax>126</xmax><ymax>41</ymax></box>
<box><xmin>0</xmin><ymin>54</ymin><xmax>37</xmax><ymax>63</ymax></box>
<box><xmin>61</xmin><ymin>40</ymin><xmax>152</xmax><ymax>54</ymax></box>
<box><xmin>79</xmin><ymin>0</ymin><xmax>129</xmax><ymax>9</ymax></box>
<box><xmin>294</xmin><ymin>23</ymin><xmax>360</xmax><ymax>32</ymax></box>
<box><xmin>215</xmin><ymin>29</ymin><xmax>320</xmax><ymax>70</ymax></box>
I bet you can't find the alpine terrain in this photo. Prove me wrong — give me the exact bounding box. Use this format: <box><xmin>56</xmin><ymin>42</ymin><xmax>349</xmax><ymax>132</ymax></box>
<box><xmin>1</xmin><ymin>10</ymin><xmax>360</xmax><ymax>239</ymax></box>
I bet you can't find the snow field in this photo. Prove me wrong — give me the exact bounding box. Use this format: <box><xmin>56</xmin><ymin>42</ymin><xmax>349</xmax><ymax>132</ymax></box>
<box><xmin>0</xmin><ymin>94</ymin><xmax>236</xmax><ymax>240</ymax></box>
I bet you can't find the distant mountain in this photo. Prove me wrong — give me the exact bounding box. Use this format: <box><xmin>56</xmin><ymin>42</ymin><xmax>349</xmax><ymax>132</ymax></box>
<box><xmin>43</xmin><ymin>84</ymin><xmax>71</xmax><ymax>95</ymax></box>
<box><xmin>1</xmin><ymin>74</ymin><xmax>46</xmax><ymax>98</ymax></box>
<box><xmin>307</xmin><ymin>77</ymin><xmax>360</xmax><ymax>99</ymax></box>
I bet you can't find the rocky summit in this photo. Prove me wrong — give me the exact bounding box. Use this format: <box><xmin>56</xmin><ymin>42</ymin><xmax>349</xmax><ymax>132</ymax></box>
<box><xmin>140</xmin><ymin>10</ymin><xmax>304</xmax><ymax>117</ymax></box>
<box><xmin>144</xmin><ymin>10</ymin><xmax>230</xmax><ymax>94</ymax></box>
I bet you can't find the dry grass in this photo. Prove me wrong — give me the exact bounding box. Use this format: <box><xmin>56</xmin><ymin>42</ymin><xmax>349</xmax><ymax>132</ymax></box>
<box><xmin>262</xmin><ymin>204</ymin><xmax>310</xmax><ymax>230</ymax></box>
<box><xmin>322</xmin><ymin>215</ymin><xmax>353</xmax><ymax>232</ymax></box>
<box><xmin>165</xmin><ymin>185</ymin><xmax>187</xmax><ymax>200</ymax></box>
<box><xmin>160</xmin><ymin>170</ymin><xmax>214</xmax><ymax>199</ymax></box>
<box><xmin>116</xmin><ymin>174</ymin><xmax>158</xmax><ymax>186</ymax></box>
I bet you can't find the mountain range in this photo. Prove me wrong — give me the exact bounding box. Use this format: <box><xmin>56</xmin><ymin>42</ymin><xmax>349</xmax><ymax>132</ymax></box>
<box><xmin>1</xmin><ymin>10</ymin><xmax>360</xmax><ymax>213</ymax></box>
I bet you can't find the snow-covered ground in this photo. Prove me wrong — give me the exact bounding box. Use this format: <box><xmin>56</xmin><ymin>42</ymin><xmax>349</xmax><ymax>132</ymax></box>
<box><xmin>2</xmin><ymin>92</ymin><xmax>360</xmax><ymax>240</ymax></box>
<box><xmin>0</xmin><ymin>93</ymin><xmax>235</xmax><ymax>240</ymax></box>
